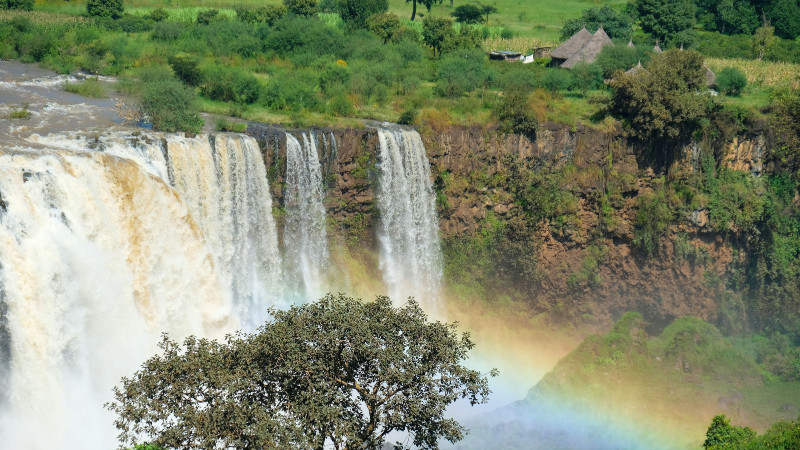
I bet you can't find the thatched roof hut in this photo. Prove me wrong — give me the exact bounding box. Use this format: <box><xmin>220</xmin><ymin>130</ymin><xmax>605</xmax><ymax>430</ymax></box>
<box><xmin>627</xmin><ymin>39</ymin><xmax>634</xmax><ymax>48</ymax></box>
<box><xmin>550</xmin><ymin>27</ymin><xmax>592</xmax><ymax>65</ymax></box>
<box><xmin>560</xmin><ymin>27</ymin><xmax>614</xmax><ymax>69</ymax></box>
<box><xmin>706</xmin><ymin>68</ymin><xmax>716</xmax><ymax>87</ymax></box>
<box><xmin>653</xmin><ymin>42</ymin><xmax>663</xmax><ymax>54</ymax></box>
<box><xmin>625</xmin><ymin>60</ymin><xmax>648</xmax><ymax>76</ymax></box>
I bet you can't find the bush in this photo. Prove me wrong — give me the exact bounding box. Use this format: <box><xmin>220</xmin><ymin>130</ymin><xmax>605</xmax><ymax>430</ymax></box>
<box><xmin>136</xmin><ymin>71</ymin><xmax>203</xmax><ymax>133</ymax></box>
<box><xmin>63</xmin><ymin>78</ymin><xmax>107</xmax><ymax>98</ymax></box>
<box><xmin>263</xmin><ymin>69</ymin><xmax>320</xmax><ymax>111</ymax></box>
<box><xmin>494</xmin><ymin>86</ymin><xmax>538</xmax><ymax>138</ymax></box>
<box><xmin>201</xmin><ymin>66</ymin><xmax>262</xmax><ymax>104</ymax></box>
<box><xmin>715</xmin><ymin>66</ymin><xmax>747</xmax><ymax>96</ymax></box>
<box><xmin>168</xmin><ymin>54</ymin><xmax>202</xmax><ymax>87</ymax></box>
<box><xmin>540</xmin><ymin>68</ymin><xmax>573</xmax><ymax>92</ymax></box>
<box><xmin>87</xmin><ymin>0</ymin><xmax>124</xmax><ymax>19</ymax></box>
<box><xmin>197</xmin><ymin>9</ymin><xmax>224</xmax><ymax>25</ymax></box>
<box><xmin>339</xmin><ymin>0</ymin><xmax>389</xmax><ymax>30</ymax></box>
<box><xmin>117</xmin><ymin>15</ymin><xmax>153</xmax><ymax>33</ymax></box>
<box><xmin>570</xmin><ymin>62</ymin><xmax>604</xmax><ymax>94</ymax></box>
<box><xmin>633</xmin><ymin>187</ymin><xmax>673</xmax><ymax>254</ymax></box>
<box><xmin>435</xmin><ymin>48</ymin><xmax>490</xmax><ymax>97</ymax></box>
<box><xmin>151</xmin><ymin>22</ymin><xmax>186</xmax><ymax>42</ymax></box>
<box><xmin>283</xmin><ymin>0</ymin><xmax>317</xmax><ymax>16</ymax></box>
<box><xmin>148</xmin><ymin>8</ymin><xmax>170</xmax><ymax>22</ymax></box>
<box><xmin>0</xmin><ymin>0</ymin><xmax>33</xmax><ymax>11</ymax></box>
<box><xmin>235</xmin><ymin>5</ymin><xmax>286</xmax><ymax>25</ymax></box>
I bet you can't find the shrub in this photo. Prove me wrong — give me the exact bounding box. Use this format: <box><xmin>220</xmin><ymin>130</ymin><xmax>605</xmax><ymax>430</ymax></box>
<box><xmin>148</xmin><ymin>8</ymin><xmax>170</xmax><ymax>22</ymax></box>
<box><xmin>570</xmin><ymin>62</ymin><xmax>604</xmax><ymax>94</ymax></box>
<box><xmin>494</xmin><ymin>86</ymin><xmax>538</xmax><ymax>138</ymax></box>
<box><xmin>117</xmin><ymin>15</ymin><xmax>153</xmax><ymax>33</ymax></box>
<box><xmin>715</xmin><ymin>66</ymin><xmax>746</xmax><ymax>96</ymax></box>
<box><xmin>201</xmin><ymin>66</ymin><xmax>262</xmax><ymax>104</ymax></box>
<box><xmin>151</xmin><ymin>22</ymin><xmax>186</xmax><ymax>42</ymax></box>
<box><xmin>633</xmin><ymin>187</ymin><xmax>673</xmax><ymax>254</ymax></box>
<box><xmin>560</xmin><ymin>4</ymin><xmax>633</xmax><ymax>40</ymax></box>
<box><xmin>327</xmin><ymin>91</ymin><xmax>354</xmax><ymax>117</ymax></box>
<box><xmin>339</xmin><ymin>0</ymin><xmax>389</xmax><ymax>30</ymax></box>
<box><xmin>0</xmin><ymin>0</ymin><xmax>33</xmax><ymax>11</ymax></box>
<box><xmin>263</xmin><ymin>69</ymin><xmax>320</xmax><ymax>111</ymax></box>
<box><xmin>137</xmin><ymin>72</ymin><xmax>203</xmax><ymax>133</ymax></box>
<box><xmin>283</xmin><ymin>0</ymin><xmax>317</xmax><ymax>16</ymax></box>
<box><xmin>197</xmin><ymin>9</ymin><xmax>224</xmax><ymax>25</ymax></box>
<box><xmin>398</xmin><ymin>108</ymin><xmax>418</xmax><ymax>125</ymax></box>
<box><xmin>540</xmin><ymin>68</ymin><xmax>573</xmax><ymax>92</ymax></box>
<box><xmin>87</xmin><ymin>0</ymin><xmax>124</xmax><ymax>19</ymax></box>
<box><xmin>215</xmin><ymin>118</ymin><xmax>247</xmax><ymax>132</ymax></box>
<box><xmin>235</xmin><ymin>5</ymin><xmax>286</xmax><ymax>25</ymax></box>
<box><xmin>319</xmin><ymin>62</ymin><xmax>351</xmax><ymax>93</ymax></box>
<box><xmin>168</xmin><ymin>54</ymin><xmax>202</xmax><ymax>87</ymax></box>
<box><xmin>63</xmin><ymin>78</ymin><xmax>107</xmax><ymax>98</ymax></box>
<box><xmin>435</xmin><ymin>48</ymin><xmax>490</xmax><ymax>97</ymax></box>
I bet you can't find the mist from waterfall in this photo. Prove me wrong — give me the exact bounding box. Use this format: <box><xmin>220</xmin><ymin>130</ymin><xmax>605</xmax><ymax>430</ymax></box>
<box><xmin>375</xmin><ymin>127</ymin><xmax>443</xmax><ymax>313</ymax></box>
<box><xmin>283</xmin><ymin>133</ymin><xmax>330</xmax><ymax>301</ymax></box>
<box><xmin>0</xmin><ymin>132</ymin><xmax>282</xmax><ymax>448</ymax></box>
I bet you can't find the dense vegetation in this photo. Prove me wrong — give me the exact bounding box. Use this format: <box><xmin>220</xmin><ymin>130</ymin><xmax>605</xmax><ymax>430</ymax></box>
<box><xmin>109</xmin><ymin>294</ymin><xmax>495</xmax><ymax>449</ymax></box>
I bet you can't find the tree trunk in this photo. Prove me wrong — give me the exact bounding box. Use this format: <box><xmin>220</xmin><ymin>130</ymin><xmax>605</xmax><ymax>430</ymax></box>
<box><xmin>411</xmin><ymin>0</ymin><xmax>417</xmax><ymax>20</ymax></box>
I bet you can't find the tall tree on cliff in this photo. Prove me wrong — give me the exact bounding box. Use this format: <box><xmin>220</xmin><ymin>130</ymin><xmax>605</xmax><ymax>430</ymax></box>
<box><xmin>407</xmin><ymin>0</ymin><xmax>442</xmax><ymax>21</ymax></box>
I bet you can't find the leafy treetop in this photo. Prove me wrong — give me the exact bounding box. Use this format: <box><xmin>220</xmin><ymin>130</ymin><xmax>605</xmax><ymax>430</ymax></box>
<box><xmin>560</xmin><ymin>5</ymin><xmax>633</xmax><ymax>41</ymax></box>
<box><xmin>108</xmin><ymin>294</ymin><xmax>496</xmax><ymax>450</ymax></box>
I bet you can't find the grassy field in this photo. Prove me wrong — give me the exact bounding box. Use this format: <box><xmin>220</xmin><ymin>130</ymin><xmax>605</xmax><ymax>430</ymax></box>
<box><xmin>33</xmin><ymin>0</ymin><xmax>628</xmax><ymax>43</ymax></box>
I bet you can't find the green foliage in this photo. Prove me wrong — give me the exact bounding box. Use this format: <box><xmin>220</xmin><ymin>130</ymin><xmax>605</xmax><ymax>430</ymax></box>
<box><xmin>753</xmin><ymin>24</ymin><xmax>778</xmax><ymax>60</ymax></box>
<box><xmin>147</xmin><ymin>8</ymin><xmax>169</xmax><ymax>22</ymax></box>
<box><xmin>6</xmin><ymin>103</ymin><xmax>30</xmax><ymax>119</ymax></box>
<box><xmin>560</xmin><ymin>4</ymin><xmax>633</xmax><ymax>40</ymax></box>
<box><xmin>63</xmin><ymin>78</ymin><xmax>107</xmax><ymax>98</ymax></box>
<box><xmin>196</xmin><ymin>8</ymin><xmax>226</xmax><ymax>25</ymax></box>
<box><xmin>494</xmin><ymin>85</ymin><xmax>538</xmax><ymax>138</ymax></box>
<box><xmin>150</xmin><ymin>22</ymin><xmax>186</xmax><ymax>42</ymax></box>
<box><xmin>338</xmin><ymin>0</ymin><xmax>388</xmax><ymax>30</ymax></box>
<box><xmin>265</xmin><ymin>14</ymin><xmax>344</xmax><ymax>57</ymax></box>
<box><xmin>86</xmin><ymin>0</ymin><xmax>124</xmax><ymax>19</ymax></box>
<box><xmin>215</xmin><ymin>118</ymin><xmax>247</xmax><ymax>132</ymax></box>
<box><xmin>609</xmin><ymin>49</ymin><xmax>708</xmax><ymax>143</ymax></box>
<box><xmin>365</xmin><ymin>12</ymin><xmax>401</xmax><ymax>42</ymax></box>
<box><xmin>117</xmin><ymin>15</ymin><xmax>153</xmax><ymax>33</ymax></box>
<box><xmin>263</xmin><ymin>68</ymin><xmax>320</xmax><ymax>111</ymax></box>
<box><xmin>406</xmin><ymin>0</ymin><xmax>442</xmax><ymax>21</ymax></box>
<box><xmin>715</xmin><ymin>0</ymin><xmax>758</xmax><ymax>35</ymax></box>
<box><xmin>135</xmin><ymin>67</ymin><xmax>203</xmax><ymax>133</ymax></box>
<box><xmin>715</xmin><ymin>67</ymin><xmax>747</xmax><ymax>96</ymax></box>
<box><xmin>108</xmin><ymin>294</ymin><xmax>495</xmax><ymax>449</ymax></box>
<box><xmin>633</xmin><ymin>187</ymin><xmax>673</xmax><ymax>254</ymax></box>
<box><xmin>769</xmin><ymin>0</ymin><xmax>800</xmax><ymax>40</ymax></box>
<box><xmin>283</xmin><ymin>0</ymin><xmax>318</xmax><ymax>17</ymax></box>
<box><xmin>422</xmin><ymin>15</ymin><xmax>453</xmax><ymax>57</ymax></box>
<box><xmin>167</xmin><ymin>54</ymin><xmax>202</xmax><ymax>87</ymax></box>
<box><xmin>236</xmin><ymin>5</ymin><xmax>286</xmax><ymax>25</ymax></box>
<box><xmin>201</xmin><ymin>66</ymin><xmax>262</xmax><ymax>104</ymax></box>
<box><xmin>570</xmin><ymin>61</ymin><xmax>604</xmax><ymax>95</ymax></box>
<box><xmin>451</xmin><ymin>4</ymin><xmax>484</xmax><ymax>24</ymax></box>
<box><xmin>435</xmin><ymin>48</ymin><xmax>490</xmax><ymax>97</ymax></box>
<box><xmin>0</xmin><ymin>0</ymin><xmax>32</xmax><ymax>11</ymax></box>
<box><xmin>631</xmin><ymin>0</ymin><xmax>696</xmax><ymax>47</ymax></box>
<box><xmin>540</xmin><ymin>68</ymin><xmax>573</xmax><ymax>93</ymax></box>
<box><xmin>398</xmin><ymin>107</ymin><xmax>418</xmax><ymax>124</ymax></box>
<box><xmin>704</xmin><ymin>415</ymin><xmax>757</xmax><ymax>449</ymax></box>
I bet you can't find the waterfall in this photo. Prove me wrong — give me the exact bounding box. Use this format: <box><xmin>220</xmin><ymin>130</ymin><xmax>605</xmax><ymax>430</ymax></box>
<box><xmin>375</xmin><ymin>127</ymin><xmax>443</xmax><ymax>312</ymax></box>
<box><xmin>0</xmin><ymin>131</ymin><xmax>282</xmax><ymax>448</ymax></box>
<box><xmin>283</xmin><ymin>133</ymin><xmax>329</xmax><ymax>301</ymax></box>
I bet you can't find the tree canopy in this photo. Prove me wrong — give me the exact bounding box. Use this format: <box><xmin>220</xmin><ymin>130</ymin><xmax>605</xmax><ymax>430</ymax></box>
<box><xmin>631</xmin><ymin>0</ymin><xmax>696</xmax><ymax>47</ymax></box>
<box><xmin>339</xmin><ymin>0</ymin><xmax>389</xmax><ymax>29</ymax></box>
<box><xmin>108</xmin><ymin>294</ymin><xmax>495</xmax><ymax>450</ymax></box>
<box><xmin>608</xmin><ymin>49</ymin><xmax>708</xmax><ymax>144</ymax></box>
<box><xmin>560</xmin><ymin>5</ymin><xmax>633</xmax><ymax>40</ymax></box>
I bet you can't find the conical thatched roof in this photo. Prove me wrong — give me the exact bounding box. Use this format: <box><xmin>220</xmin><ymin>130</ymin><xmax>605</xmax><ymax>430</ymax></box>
<box><xmin>627</xmin><ymin>39</ymin><xmax>634</xmax><ymax>48</ymax></box>
<box><xmin>706</xmin><ymin>68</ymin><xmax>716</xmax><ymax>86</ymax></box>
<box><xmin>561</xmin><ymin>27</ymin><xmax>614</xmax><ymax>68</ymax></box>
<box><xmin>625</xmin><ymin>59</ymin><xmax>647</xmax><ymax>76</ymax></box>
<box><xmin>550</xmin><ymin>27</ymin><xmax>592</xmax><ymax>60</ymax></box>
<box><xmin>653</xmin><ymin>42</ymin><xmax>663</xmax><ymax>54</ymax></box>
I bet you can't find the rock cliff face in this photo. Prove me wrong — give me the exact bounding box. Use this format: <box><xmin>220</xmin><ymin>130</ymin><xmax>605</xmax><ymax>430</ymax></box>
<box><xmin>246</xmin><ymin>122</ymin><xmax>764</xmax><ymax>330</ymax></box>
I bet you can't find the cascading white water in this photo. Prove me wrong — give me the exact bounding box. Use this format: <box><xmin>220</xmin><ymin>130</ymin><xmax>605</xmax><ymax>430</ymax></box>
<box><xmin>375</xmin><ymin>127</ymin><xmax>443</xmax><ymax>313</ymax></box>
<box><xmin>0</xmin><ymin>131</ymin><xmax>283</xmax><ymax>449</ymax></box>
<box><xmin>0</xmin><ymin>148</ymin><xmax>235</xmax><ymax>449</ymax></box>
<box><xmin>283</xmin><ymin>133</ymin><xmax>329</xmax><ymax>301</ymax></box>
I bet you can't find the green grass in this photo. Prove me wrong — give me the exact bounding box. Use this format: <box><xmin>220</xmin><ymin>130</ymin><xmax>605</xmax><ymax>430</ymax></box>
<box><xmin>63</xmin><ymin>78</ymin><xmax>107</xmax><ymax>98</ymax></box>
<box><xmin>7</xmin><ymin>104</ymin><xmax>31</xmax><ymax>119</ymax></box>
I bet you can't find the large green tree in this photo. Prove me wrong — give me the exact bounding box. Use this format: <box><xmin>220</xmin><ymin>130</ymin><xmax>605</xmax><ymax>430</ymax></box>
<box><xmin>608</xmin><ymin>49</ymin><xmax>708</xmax><ymax>144</ymax></box>
<box><xmin>86</xmin><ymin>0</ymin><xmax>124</xmax><ymax>19</ymax></box>
<box><xmin>422</xmin><ymin>15</ymin><xmax>454</xmax><ymax>57</ymax></box>
<box><xmin>632</xmin><ymin>0</ymin><xmax>696</xmax><ymax>47</ymax></box>
<box><xmin>406</xmin><ymin>0</ymin><xmax>442</xmax><ymax>21</ymax></box>
<box><xmin>108</xmin><ymin>294</ymin><xmax>495</xmax><ymax>450</ymax></box>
